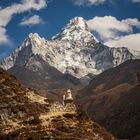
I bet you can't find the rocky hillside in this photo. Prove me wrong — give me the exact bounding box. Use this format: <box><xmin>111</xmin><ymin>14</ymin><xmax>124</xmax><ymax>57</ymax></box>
<box><xmin>0</xmin><ymin>68</ymin><xmax>117</xmax><ymax>140</ymax></box>
<box><xmin>76</xmin><ymin>59</ymin><xmax>140</xmax><ymax>140</ymax></box>
<box><xmin>0</xmin><ymin>17</ymin><xmax>140</xmax><ymax>97</ymax></box>
<box><xmin>0</xmin><ymin>68</ymin><xmax>49</xmax><ymax>138</ymax></box>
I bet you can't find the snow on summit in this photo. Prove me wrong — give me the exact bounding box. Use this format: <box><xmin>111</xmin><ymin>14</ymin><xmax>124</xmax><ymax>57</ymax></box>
<box><xmin>52</xmin><ymin>17</ymin><xmax>99</xmax><ymax>43</ymax></box>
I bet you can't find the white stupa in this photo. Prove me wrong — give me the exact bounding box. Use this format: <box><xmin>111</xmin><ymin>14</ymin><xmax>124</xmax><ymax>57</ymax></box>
<box><xmin>63</xmin><ymin>89</ymin><xmax>73</xmax><ymax>106</ymax></box>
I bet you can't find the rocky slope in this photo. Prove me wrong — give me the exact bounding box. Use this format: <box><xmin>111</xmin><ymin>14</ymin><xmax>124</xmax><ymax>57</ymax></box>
<box><xmin>0</xmin><ymin>17</ymin><xmax>140</xmax><ymax>94</ymax></box>
<box><xmin>76</xmin><ymin>59</ymin><xmax>140</xmax><ymax>140</ymax></box>
<box><xmin>0</xmin><ymin>68</ymin><xmax>117</xmax><ymax>140</ymax></box>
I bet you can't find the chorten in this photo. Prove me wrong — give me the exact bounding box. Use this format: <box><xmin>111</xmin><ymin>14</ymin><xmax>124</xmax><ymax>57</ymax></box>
<box><xmin>63</xmin><ymin>89</ymin><xmax>73</xmax><ymax>106</ymax></box>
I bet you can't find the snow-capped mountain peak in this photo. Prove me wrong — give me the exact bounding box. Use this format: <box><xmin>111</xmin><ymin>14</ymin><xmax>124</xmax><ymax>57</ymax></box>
<box><xmin>69</xmin><ymin>16</ymin><xmax>89</xmax><ymax>31</ymax></box>
<box><xmin>28</xmin><ymin>33</ymin><xmax>39</xmax><ymax>38</ymax></box>
<box><xmin>27</xmin><ymin>33</ymin><xmax>46</xmax><ymax>47</ymax></box>
<box><xmin>1</xmin><ymin>16</ymin><xmax>140</xmax><ymax>84</ymax></box>
<box><xmin>52</xmin><ymin>16</ymin><xmax>99</xmax><ymax>43</ymax></box>
<box><xmin>0</xmin><ymin>33</ymin><xmax>47</xmax><ymax>70</ymax></box>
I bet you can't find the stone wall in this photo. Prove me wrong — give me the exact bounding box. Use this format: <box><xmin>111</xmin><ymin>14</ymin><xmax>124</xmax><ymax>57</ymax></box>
<box><xmin>49</xmin><ymin>102</ymin><xmax>76</xmax><ymax>113</ymax></box>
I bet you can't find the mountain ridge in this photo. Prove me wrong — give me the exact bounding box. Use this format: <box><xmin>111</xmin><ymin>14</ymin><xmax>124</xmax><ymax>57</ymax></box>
<box><xmin>76</xmin><ymin>59</ymin><xmax>140</xmax><ymax>140</ymax></box>
<box><xmin>0</xmin><ymin>16</ymin><xmax>140</xmax><ymax>96</ymax></box>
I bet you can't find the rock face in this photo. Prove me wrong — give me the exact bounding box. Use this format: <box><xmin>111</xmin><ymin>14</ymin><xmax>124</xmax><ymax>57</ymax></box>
<box><xmin>0</xmin><ymin>17</ymin><xmax>140</xmax><ymax>80</ymax></box>
<box><xmin>0</xmin><ymin>68</ymin><xmax>117</xmax><ymax>140</ymax></box>
<box><xmin>76</xmin><ymin>59</ymin><xmax>140</xmax><ymax>140</ymax></box>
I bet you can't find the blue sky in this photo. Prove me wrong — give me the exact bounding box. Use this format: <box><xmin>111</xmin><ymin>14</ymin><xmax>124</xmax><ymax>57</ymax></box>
<box><xmin>0</xmin><ymin>0</ymin><xmax>140</xmax><ymax>60</ymax></box>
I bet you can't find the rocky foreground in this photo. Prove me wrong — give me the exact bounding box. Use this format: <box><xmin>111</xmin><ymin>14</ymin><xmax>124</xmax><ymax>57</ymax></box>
<box><xmin>0</xmin><ymin>68</ymin><xmax>117</xmax><ymax>140</ymax></box>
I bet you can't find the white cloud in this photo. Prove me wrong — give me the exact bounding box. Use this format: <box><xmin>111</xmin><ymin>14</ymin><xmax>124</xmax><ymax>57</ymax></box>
<box><xmin>87</xmin><ymin>16</ymin><xmax>140</xmax><ymax>41</ymax></box>
<box><xmin>0</xmin><ymin>0</ymin><xmax>47</xmax><ymax>44</ymax></box>
<box><xmin>0</xmin><ymin>27</ymin><xmax>9</xmax><ymax>44</ymax></box>
<box><xmin>71</xmin><ymin>0</ymin><xmax>140</xmax><ymax>5</ymax></box>
<box><xmin>105</xmin><ymin>34</ymin><xmax>140</xmax><ymax>51</ymax></box>
<box><xmin>20</xmin><ymin>15</ymin><xmax>44</xmax><ymax>26</ymax></box>
<box><xmin>131</xmin><ymin>0</ymin><xmax>140</xmax><ymax>3</ymax></box>
<box><xmin>70</xmin><ymin>0</ymin><xmax>107</xmax><ymax>6</ymax></box>
<box><xmin>87</xmin><ymin>16</ymin><xmax>140</xmax><ymax>51</ymax></box>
